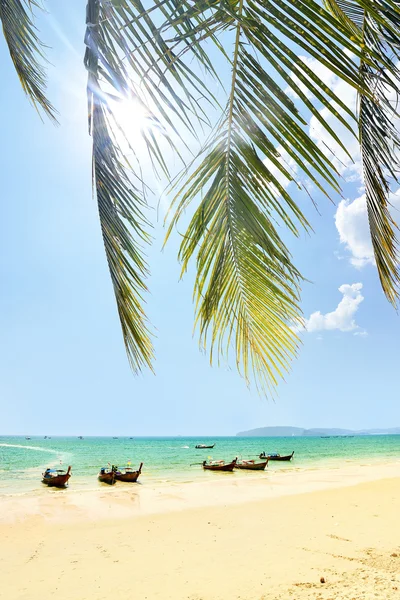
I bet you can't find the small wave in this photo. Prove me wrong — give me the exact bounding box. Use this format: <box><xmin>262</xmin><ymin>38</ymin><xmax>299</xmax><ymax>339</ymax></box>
<box><xmin>182</xmin><ymin>446</ymin><xmax>190</xmax><ymax>449</ymax></box>
<box><xmin>0</xmin><ymin>443</ymin><xmax>61</xmax><ymax>455</ymax></box>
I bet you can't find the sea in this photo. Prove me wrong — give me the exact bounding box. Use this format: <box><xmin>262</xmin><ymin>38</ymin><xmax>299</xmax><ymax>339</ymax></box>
<box><xmin>0</xmin><ymin>435</ymin><xmax>399</xmax><ymax>497</ymax></box>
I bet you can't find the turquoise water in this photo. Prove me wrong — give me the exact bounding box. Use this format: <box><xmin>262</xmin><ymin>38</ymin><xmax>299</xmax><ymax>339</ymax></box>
<box><xmin>0</xmin><ymin>435</ymin><xmax>399</xmax><ymax>496</ymax></box>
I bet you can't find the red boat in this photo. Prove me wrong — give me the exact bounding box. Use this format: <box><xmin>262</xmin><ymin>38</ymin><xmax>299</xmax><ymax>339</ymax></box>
<box><xmin>114</xmin><ymin>463</ymin><xmax>143</xmax><ymax>482</ymax></box>
<box><xmin>42</xmin><ymin>466</ymin><xmax>72</xmax><ymax>487</ymax></box>
<box><xmin>202</xmin><ymin>458</ymin><xmax>237</xmax><ymax>472</ymax></box>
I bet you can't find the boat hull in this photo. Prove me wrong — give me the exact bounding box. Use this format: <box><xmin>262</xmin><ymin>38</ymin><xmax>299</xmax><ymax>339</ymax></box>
<box><xmin>235</xmin><ymin>460</ymin><xmax>268</xmax><ymax>471</ymax></box>
<box><xmin>203</xmin><ymin>459</ymin><xmax>237</xmax><ymax>472</ymax></box>
<box><xmin>42</xmin><ymin>466</ymin><xmax>71</xmax><ymax>488</ymax></box>
<box><xmin>259</xmin><ymin>452</ymin><xmax>294</xmax><ymax>461</ymax></box>
<box><xmin>98</xmin><ymin>472</ymin><xmax>116</xmax><ymax>485</ymax></box>
<box><xmin>195</xmin><ymin>444</ymin><xmax>215</xmax><ymax>449</ymax></box>
<box><xmin>115</xmin><ymin>463</ymin><xmax>143</xmax><ymax>483</ymax></box>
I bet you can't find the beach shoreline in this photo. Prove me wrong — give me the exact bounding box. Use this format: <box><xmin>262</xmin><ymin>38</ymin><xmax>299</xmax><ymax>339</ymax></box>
<box><xmin>1</xmin><ymin>471</ymin><xmax>399</xmax><ymax>599</ymax></box>
<box><xmin>1</xmin><ymin>457</ymin><xmax>399</xmax><ymax>525</ymax></box>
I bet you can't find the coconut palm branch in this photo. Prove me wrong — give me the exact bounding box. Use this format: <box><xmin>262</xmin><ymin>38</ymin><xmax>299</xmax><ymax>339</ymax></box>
<box><xmin>3</xmin><ymin>0</ymin><xmax>400</xmax><ymax>391</ymax></box>
<box><xmin>325</xmin><ymin>0</ymin><xmax>400</xmax><ymax>306</ymax></box>
<box><xmin>0</xmin><ymin>0</ymin><xmax>56</xmax><ymax>121</ymax></box>
<box><xmin>166</xmin><ymin>0</ymin><xmax>400</xmax><ymax>392</ymax></box>
<box><xmin>83</xmin><ymin>0</ymin><xmax>226</xmax><ymax>371</ymax></box>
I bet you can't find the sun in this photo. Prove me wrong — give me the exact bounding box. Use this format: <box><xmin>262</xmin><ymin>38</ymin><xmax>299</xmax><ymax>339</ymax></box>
<box><xmin>108</xmin><ymin>96</ymin><xmax>155</xmax><ymax>155</ymax></box>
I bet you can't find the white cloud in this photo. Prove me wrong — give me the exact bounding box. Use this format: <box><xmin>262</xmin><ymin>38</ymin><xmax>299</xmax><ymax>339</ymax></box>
<box><xmin>263</xmin><ymin>146</ymin><xmax>298</xmax><ymax>191</ymax></box>
<box><xmin>335</xmin><ymin>190</ymin><xmax>400</xmax><ymax>268</ymax></box>
<box><xmin>309</xmin><ymin>78</ymin><xmax>361</xmax><ymax>182</ymax></box>
<box><xmin>286</xmin><ymin>56</ymin><xmax>338</xmax><ymax>100</ymax></box>
<box><xmin>283</xmin><ymin>56</ymin><xmax>363</xmax><ymax>188</ymax></box>
<box><xmin>264</xmin><ymin>148</ymin><xmax>298</xmax><ymax>186</ymax></box>
<box><xmin>304</xmin><ymin>283</ymin><xmax>365</xmax><ymax>334</ymax></box>
<box><xmin>335</xmin><ymin>194</ymin><xmax>374</xmax><ymax>268</ymax></box>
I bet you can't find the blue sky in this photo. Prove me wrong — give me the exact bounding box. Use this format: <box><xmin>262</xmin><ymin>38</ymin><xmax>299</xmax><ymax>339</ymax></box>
<box><xmin>0</xmin><ymin>2</ymin><xmax>399</xmax><ymax>436</ymax></box>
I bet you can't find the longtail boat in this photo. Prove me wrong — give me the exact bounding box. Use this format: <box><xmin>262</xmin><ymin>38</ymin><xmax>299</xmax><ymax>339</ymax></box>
<box><xmin>195</xmin><ymin>444</ymin><xmax>215</xmax><ymax>449</ymax></box>
<box><xmin>259</xmin><ymin>451</ymin><xmax>294</xmax><ymax>461</ymax></box>
<box><xmin>235</xmin><ymin>459</ymin><xmax>268</xmax><ymax>471</ymax></box>
<box><xmin>115</xmin><ymin>463</ymin><xmax>143</xmax><ymax>483</ymax></box>
<box><xmin>98</xmin><ymin>466</ymin><xmax>117</xmax><ymax>485</ymax></box>
<box><xmin>202</xmin><ymin>458</ymin><xmax>237</xmax><ymax>472</ymax></box>
<box><xmin>42</xmin><ymin>466</ymin><xmax>71</xmax><ymax>487</ymax></box>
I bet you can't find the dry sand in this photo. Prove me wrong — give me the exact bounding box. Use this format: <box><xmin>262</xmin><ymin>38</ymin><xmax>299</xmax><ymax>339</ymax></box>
<box><xmin>1</xmin><ymin>467</ymin><xmax>399</xmax><ymax>599</ymax></box>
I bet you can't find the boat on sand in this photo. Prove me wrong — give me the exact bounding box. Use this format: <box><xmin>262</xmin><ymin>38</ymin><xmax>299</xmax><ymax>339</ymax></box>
<box><xmin>98</xmin><ymin>466</ymin><xmax>117</xmax><ymax>485</ymax></box>
<box><xmin>42</xmin><ymin>466</ymin><xmax>72</xmax><ymax>487</ymax></box>
<box><xmin>202</xmin><ymin>458</ymin><xmax>237</xmax><ymax>472</ymax></box>
<box><xmin>235</xmin><ymin>459</ymin><xmax>268</xmax><ymax>471</ymax></box>
<box><xmin>114</xmin><ymin>463</ymin><xmax>143</xmax><ymax>482</ymax></box>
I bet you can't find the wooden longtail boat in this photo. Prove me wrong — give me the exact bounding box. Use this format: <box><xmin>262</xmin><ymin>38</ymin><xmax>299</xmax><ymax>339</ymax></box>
<box><xmin>98</xmin><ymin>466</ymin><xmax>117</xmax><ymax>485</ymax></box>
<box><xmin>115</xmin><ymin>463</ymin><xmax>143</xmax><ymax>482</ymax></box>
<box><xmin>202</xmin><ymin>458</ymin><xmax>237</xmax><ymax>472</ymax></box>
<box><xmin>195</xmin><ymin>444</ymin><xmax>215</xmax><ymax>449</ymax></box>
<box><xmin>259</xmin><ymin>451</ymin><xmax>294</xmax><ymax>461</ymax></box>
<box><xmin>42</xmin><ymin>466</ymin><xmax>71</xmax><ymax>487</ymax></box>
<box><xmin>235</xmin><ymin>459</ymin><xmax>268</xmax><ymax>471</ymax></box>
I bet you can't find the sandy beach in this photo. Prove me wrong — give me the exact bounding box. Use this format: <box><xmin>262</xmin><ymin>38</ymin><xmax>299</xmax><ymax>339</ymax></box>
<box><xmin>1</xmin><ymin>463</ymin><xmax>399</xmax><ymax>600</ymax></box>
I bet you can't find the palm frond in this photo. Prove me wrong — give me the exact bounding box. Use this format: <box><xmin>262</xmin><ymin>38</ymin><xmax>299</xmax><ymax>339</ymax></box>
<box><xmin>84</xmin><ymin>0</ymin><xmax>224</xmax><ymax>372</ymax></box>
<box><xmin>323</xmin><ymin>0</ymin><xmax>364</xmax><ymax>34</ymax></box>
<box><xmin>326</xmin><ymin>0</ymin><xmax>400</xmax><ymax>305</ymax></box>
<box><xmin>165</xmin><ymin>0</ymin><xmax>385</xmax><ymax>393</ymax></box>
<box><xmin>85</xmin><ymin>0</ymin><xmax>154</xmax><ymax>372</ymax></box>
<box><xmin>359</xmin><ymin>19</ymin><xmax>400</xmax><ymax>305</ymax></box>
<box><xmin>0</xmin><ymin>0</ymin><xmax>56</xmax><ymax>121</ymax></box>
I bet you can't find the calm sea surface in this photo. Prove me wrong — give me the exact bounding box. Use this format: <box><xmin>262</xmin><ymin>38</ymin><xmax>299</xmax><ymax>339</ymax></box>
<box><xmin>0</xmin><ymin>435</ymin><xmax>399</xmax><ymax>496</ymax></box>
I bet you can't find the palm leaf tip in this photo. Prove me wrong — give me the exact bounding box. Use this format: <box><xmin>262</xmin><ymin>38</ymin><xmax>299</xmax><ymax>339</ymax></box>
<box><xmin>0</xmin><ymin>0</ymin><xmax>57</xmax><ymax>122</ymax></box>
<box><xmin>168</xmin><ymin>133</ymin><xmax>305</xmax><ymax>395</ymax></box>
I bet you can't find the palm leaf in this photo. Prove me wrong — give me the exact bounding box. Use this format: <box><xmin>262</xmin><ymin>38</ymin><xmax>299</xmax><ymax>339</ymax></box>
<box><xmin>325</xmin><ymin>0</ymin><xmax>400</xmax><ymax>305</ymax></box>
<box><xmin>360</xmin><ymin>22</ymin><xmax>400</xmax><ymax>306</ymax></box>
<box><xmin>165</xmin><ymin>0</ymin><xmax>388</xmax><ymax>393</ymax></box>
<box><xmin>0</xmin><ymin>0</ymin><xmax>56</xmax><ymax>121</ymax></box>
<box><xmin>84</xmin><ymin>0</ymin><xmax>223</xmax><ymax>372</ymax></box>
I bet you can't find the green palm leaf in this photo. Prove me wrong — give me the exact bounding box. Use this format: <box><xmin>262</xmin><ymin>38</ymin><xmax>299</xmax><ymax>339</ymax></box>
<box><xmin>0</xmin><ymin>0</ymin><xmax>56</xmax><ymax>121</ymax></box>
<box><xmin>3</xmin><ymin>0</ymin><xmax>400</xmax><ymax>391</ymax></box>
<box><xmin>84</xmin><ymin>0</ymin><xmax>222</xmax><ymax>371</ymax></box>
<box><xmin>325</xmin><ymin>0</ymin><xmax>400</xmax><ymax>306</ymax></box>
<box><xmin>166</xmin><ymin>0</ymin><xmax>400</xmax><ymax>392</ymax></box>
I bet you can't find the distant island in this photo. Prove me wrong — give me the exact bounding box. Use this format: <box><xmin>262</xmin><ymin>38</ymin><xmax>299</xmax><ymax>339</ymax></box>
<box><xmin>236</xmin><ymin>426</ymin><xmax>400</xmax><ymax>437</ymax></box>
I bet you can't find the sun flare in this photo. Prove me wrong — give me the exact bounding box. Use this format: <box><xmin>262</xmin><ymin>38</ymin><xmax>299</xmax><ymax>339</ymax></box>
<box><xmin>109</xmin><ymin>97</ymin><xmax>155</xmax><ymax>148</ymax></box>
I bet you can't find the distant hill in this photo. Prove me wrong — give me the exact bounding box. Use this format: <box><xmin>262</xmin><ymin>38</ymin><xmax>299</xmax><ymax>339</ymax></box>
<box><xmin>236</xmin><ymin>426</ymin><xmax>400</xmax><ymax>437</ymax></box>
